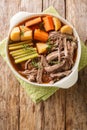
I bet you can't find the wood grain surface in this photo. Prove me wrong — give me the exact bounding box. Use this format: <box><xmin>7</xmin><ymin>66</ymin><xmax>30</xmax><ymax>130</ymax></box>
<box><xmin>0</xmin><ymin>0</ymin><xmax>87</xmax><ymax>130</ymax></box>
<box><xmin>66</xmin><ymin>1</ymin><xmax>87</xmax><ymax>130</ymax></box>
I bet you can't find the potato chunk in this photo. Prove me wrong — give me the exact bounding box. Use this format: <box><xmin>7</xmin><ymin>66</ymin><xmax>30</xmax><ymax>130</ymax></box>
<box><xmin>53</xmin><ymin>17</ymin><xmax>61</xmax><ymax>31</ymax></box>
<box><xmin>36</xmin><ymin>43</ymin><xmax>48</xmax><ymax>54</ymax></box>
<box><xmin>10</xmin><ymin>27</ymin><xmax>20</xmax><ymax>41</ymax></box>
<box><xmin>21</xmin><ymin>30</ymin><xmax>32</xmax><ymax>41</ymax></box>
<box><xmin>60</xmin><ymin>25</ymin><xmax>73</xmax><ymax>34</ymax></box>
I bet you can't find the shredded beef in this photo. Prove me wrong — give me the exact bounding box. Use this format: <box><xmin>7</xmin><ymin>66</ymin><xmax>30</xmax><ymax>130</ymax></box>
<box><xmin>19</xmin><ymin>31</ymin><xmax>77</xmax><ymax>84</ymax></box>
<box><xmin>44</xmin><ymin>60</ymin><xmax>65</xmax><ymax>73</ymax></box>
<box><xmin>46</xmin><ymin>51</ymin><xmax>58</xmax><ymax>62</ymax></box>
<box><xmin>50</xmin><ymin>70</ymin><xmax>71</xmax><ymax>79</ymax></box>
<box><xmin>36</xmin><ymin>56</ymin><xmax>44</xmax><ymax>83</ymax></box>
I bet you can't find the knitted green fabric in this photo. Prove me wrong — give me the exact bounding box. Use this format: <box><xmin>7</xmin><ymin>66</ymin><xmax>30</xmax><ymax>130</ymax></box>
<box><xmin>0</xmin><ymin>6</ymin><xmax>87</xmax><ymax>103</ymax></box>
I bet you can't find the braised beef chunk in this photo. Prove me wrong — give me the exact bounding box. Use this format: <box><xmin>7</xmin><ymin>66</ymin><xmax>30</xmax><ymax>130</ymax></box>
<box><xmin>44</xmin><ymin>60</ymin><xmax>65</xmax><ymax>73</ymax></box>
<box><xmin>36</xmin><ymin>56</ymin><xmax>43</xmax><ymax>83</ymax></box>
<box><xmin>46</xmin><ymin>51</ymin><xmax>58</xmax><ymax>62</ymax></box>
<box><xmin>25</xmin><ymin>59</ymin><xmax>31</xmax><ymax>69</ymax></box>
<box><xmin>18</xmin><ymin>31</ymin><xmax>77</xmax><ymax>84</ymax></box>
<box><xmin>50</xmin><ymin>70</ymin><xmax>71</xmax><ymax>78</ymax></box>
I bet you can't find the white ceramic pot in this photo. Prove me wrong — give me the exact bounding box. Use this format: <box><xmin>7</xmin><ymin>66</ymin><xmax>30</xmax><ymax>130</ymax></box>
<box><xmin>6</xmin><ymin>12</ymin><xmax>81</xmax><ymax>88</ymax></box>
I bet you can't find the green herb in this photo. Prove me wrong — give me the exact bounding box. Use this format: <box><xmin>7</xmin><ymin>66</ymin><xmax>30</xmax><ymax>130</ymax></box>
<box><xmin>31</xmin><ymin>59</ymin><xmax>39</xmax><ymax>69</ymax></box>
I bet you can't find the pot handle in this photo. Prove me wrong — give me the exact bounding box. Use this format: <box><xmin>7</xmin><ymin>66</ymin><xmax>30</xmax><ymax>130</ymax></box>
<box><xmin>53</xmin><ymin>69</ymin><xmax>78</xmax><ymax>89</ymax></box>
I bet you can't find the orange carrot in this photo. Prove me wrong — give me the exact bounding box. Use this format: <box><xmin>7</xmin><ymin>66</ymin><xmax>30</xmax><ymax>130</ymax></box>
<box><xmin>43</xmin><ymin>16</ymin><xmax>54</xmax><ymax>32</ymax></box>
<box><xmin>25</xmin><ymin>17</ymin><xmax>42</xmax><ymax>27</ymax></box>
<box><xmin>34</xmin><ymin>29</ymin><xmax>48</xmax><ymax>42</ymax></box>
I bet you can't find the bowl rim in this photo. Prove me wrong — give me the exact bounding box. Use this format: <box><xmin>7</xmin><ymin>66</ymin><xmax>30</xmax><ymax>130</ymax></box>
<box><xmin>6</xmin><ymin>12</ymin><xmax>81</xmax><ymax>87</ymax></box>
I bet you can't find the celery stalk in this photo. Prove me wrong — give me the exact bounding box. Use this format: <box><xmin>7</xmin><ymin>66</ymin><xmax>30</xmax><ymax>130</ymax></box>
<box><xmin>15</xmin><ymin>53</ymin><xmax>38</xmax><ymax>63</ymax></box>
<box><xmin>12</xmin><ymin>50</ymin><xmax>36</xmax><ymax>57</ymax></box>
<box><xmin>8</xmin><ymin>41</ymin><xmax>32</xmax><ymax>47</ymax></box>
<box><xmin>10</xmin><ymin>48</ymin><xmax>36</xmax><ymax>56</ymax></box>
<box><xmin>9</xmin><ymin>44</ymin><xmax>30</xmax><ymax>50</ymax></box>
<box><xmin>14</xmin><ymin>51</ymin><xmax>37</xmax><ymax>59</ymax></box>
<box><xmin>10</xmin><ymin>47</ymin><xmax>36</xmax><ymax>55</ymax></box>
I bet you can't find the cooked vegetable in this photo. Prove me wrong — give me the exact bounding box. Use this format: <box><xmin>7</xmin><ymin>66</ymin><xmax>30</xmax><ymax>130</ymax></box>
<box><xmin>14</xmin><ymin>51</ymin><xmax>37</xmax><ymax>59</ymax></box>
<box><xmin>11</xmin><ymin>47</ymin><xmax>36</xmax><ymax>55</ymax></box>
<box><xmin>9</xmin><ymin>42</ymin><xmax>33</xmax><ymax>51</ymax></box>
<box><xmin>9</xmin><ymin>44</ymin><xmax>29</xmax><ymax>50</ymax></box>
<box><xmin>34</xmin><ymin>29</ymin><xmax>48</xmax><ymax>42</ymax></box>
<box><xmin>53</xmin><ymin>17</ymin><xmax>61</xmax><ymax>31</ymax></box>
<box><xmin>43</xmin><ymin>16</ymin><xmax>54</xmax><ymax>31</ymax></box>
<box><xmin>21</xmin><ymin>30</ymin><xmax>32</xmax><ymax>41</ymax></box>
<box><xmin>36</xmin><ymin>43</ymin><xmax>48</xmax><ymax>54</ymax></box>
<box><xmin>10</xmin><ymin>48</ymin><xmax>36</xmax><ymax>56</ymax></box>
<box><xmin>60</xmin><ymin>25</ymin><xmax>73</xmax><ymax>34</ymax></box>
<box><xmin>15</xmin><ymin>53</ymin><xmax>38</xmax><ymax>63</ymax></box>
<box><xmin>25</xmin><ymin>17</ymin><xmax>42</xmax><ymax>27</ymax></box>
<box><xmin>9</xmin><ymin>40</ymin><xmax>32</xmax><ymax>47</ymax></box>
<box><xmin>9</xmin><ymin>44</ymin><xmax>38</xmax><ymax>63</ymax></box>
<box><xmin>10</xmin><ymin>27</ymin><xmax>20</xmax><ymax>41</ymax></box>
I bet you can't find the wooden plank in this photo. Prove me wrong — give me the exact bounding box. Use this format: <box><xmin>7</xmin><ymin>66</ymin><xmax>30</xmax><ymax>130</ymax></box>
<box><xmin>42</xmin><ymin>90</ymin><xmax>66</xmax><ymax>130</ymax></box>
<box><xmin>20</xmin><ymin>0</ymin><xmax>42</xmax><ymax>13</ymax></box>
<box><xmin>19</xmin><ymin>1</ymin><xmax>66</xmax><ymax>130</ymax></box>
<box><xmin>42</xmin><ymin>1</ymin><xmax>66</xmax><ymax>130</ymax></box>
<box><xmin>43</xmin><ymin>0</ymin><xmax>65</xmax><ymax>17</ymax></box>
<box><xmin>19</xmin><ymin>1</ymin><xmax>43</xmax><ymax>130</ymax></box>
<box><xmin>66</xmin><ymin>0</ymin><xmax>87</xmax><ymax>130</ymax></box>
<box><xmin>0</xmin><ymin>0</ymin><xmax>20</xmax><ymax>130</ymax></box>
<box><xmin>66</xmin><ymin>0</ymin><xmax>87</xmax><ymax>41</ymax></box>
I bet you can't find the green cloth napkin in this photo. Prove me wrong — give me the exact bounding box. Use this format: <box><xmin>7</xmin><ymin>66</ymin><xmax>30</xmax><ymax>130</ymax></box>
<box><xmin>0</xmin><ymin>6</ymin><xmax>87</xmax><ymax>103</ymax></box>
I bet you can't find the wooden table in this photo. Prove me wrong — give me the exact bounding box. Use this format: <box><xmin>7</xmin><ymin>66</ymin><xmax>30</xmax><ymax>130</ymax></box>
<box><xmin>0</xmin><ymin>0</ymin><xmax>87</xmax><ymax>130</ymax></box>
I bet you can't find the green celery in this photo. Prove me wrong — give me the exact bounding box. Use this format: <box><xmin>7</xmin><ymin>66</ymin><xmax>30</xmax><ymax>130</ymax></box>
<box><xmin>15</xmin><ymin>53</ymin><xmax>38</xmax><ymax>63</ymax></box>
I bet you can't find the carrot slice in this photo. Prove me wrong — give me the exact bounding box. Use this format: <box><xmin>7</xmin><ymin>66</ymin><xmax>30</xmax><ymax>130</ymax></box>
<box><xmin>34</xmin><ymin>29</ymin><xmax>48</xmax><ymax>42</ymax></box>
<box><xmin>43</xmin><ymin>16</ymin><xmax>54</xmax><ymax>32</ymax></box>
<box><xmin>25</xmin><ymin>17</ymin><xmax>42</xmax><ymax>27</ymax></box>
